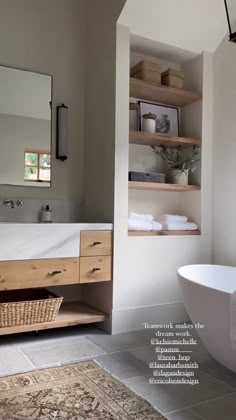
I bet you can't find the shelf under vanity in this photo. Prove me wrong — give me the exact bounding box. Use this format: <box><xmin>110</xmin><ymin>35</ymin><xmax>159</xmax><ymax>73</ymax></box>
<box><xmin>0</xmin><ymin>301</ymin><xmax>107</xmax><ymax>336</ymax></box>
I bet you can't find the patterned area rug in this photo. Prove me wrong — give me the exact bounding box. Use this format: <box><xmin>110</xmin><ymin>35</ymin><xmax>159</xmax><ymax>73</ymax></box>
<box><xmin>0</xmin><ymin>360</ymin><xmax>166</xmax><ymax>419</ymax></box>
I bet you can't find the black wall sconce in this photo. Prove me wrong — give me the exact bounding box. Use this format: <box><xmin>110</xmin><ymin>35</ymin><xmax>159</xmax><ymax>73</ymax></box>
<box><xmin>56</xmin><ymin>104</ymin><xmax>68</xmax><ymax>161</ymax></box>
<box><xmin>224</xmin><ymin>0</ymin><xmax>236</xmax><ymax>43</ymax></box>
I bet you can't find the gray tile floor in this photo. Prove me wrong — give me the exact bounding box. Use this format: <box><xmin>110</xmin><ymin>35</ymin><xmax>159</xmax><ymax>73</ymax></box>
<box><xmin>0</xmin><ymin>324</ymin><xmax>236</xmax><ymax>419</ymax></box>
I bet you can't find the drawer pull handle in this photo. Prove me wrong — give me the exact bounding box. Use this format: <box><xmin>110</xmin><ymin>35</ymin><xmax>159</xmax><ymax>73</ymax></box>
<box><xmin>48</xmin><ymin>270</ymin><xmax>62</xmax><ymax>275</ymax></box>
<box><xmin>93</xmin><ymin>241</ymin><xmax>102</xmax><ymax>246</ymax></box>
<box><xmin>91</xmin><ymin>267</ymin><xmax>101</xmax><ymax>272</ymax></box>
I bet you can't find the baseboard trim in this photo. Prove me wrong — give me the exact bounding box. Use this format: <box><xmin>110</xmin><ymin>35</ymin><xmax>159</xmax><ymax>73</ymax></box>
<box><xmin>110</xmin><ymin>302</ymin><xmax>189</xmax><ymax>334</ymax></box>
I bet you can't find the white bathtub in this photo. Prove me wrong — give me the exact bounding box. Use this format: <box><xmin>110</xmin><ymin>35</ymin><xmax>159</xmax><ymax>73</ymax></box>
<box><xmin>178</xmin><ymin>264</ymin><xmax>236</xmax><ymax>372</ymax></box>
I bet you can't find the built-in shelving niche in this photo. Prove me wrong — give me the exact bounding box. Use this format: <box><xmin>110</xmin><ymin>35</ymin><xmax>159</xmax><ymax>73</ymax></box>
<box><xmin>128</xmin><ymin>50</ymin><xmax>203</xmax><ymax>237</ymax></box>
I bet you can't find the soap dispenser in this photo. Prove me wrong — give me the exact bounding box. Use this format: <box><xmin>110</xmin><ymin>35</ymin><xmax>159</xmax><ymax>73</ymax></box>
<box><xmin>41</xmin><ymin>204</ymin><xmax>52</xmax><ymax>223</ymax></box>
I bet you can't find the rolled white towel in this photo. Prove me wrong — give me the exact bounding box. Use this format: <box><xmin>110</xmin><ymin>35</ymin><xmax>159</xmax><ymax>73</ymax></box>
<box><xmin>158</xmin><ymin>214</ymin><xmax>188</xmax><ymax>223</ymax></box>
<box><xmin>161</xmin><ymin>222</ymin><xmax>198</xmax><ymax>231</ymax></box>
<box><xmin>128</xmin><ymin>219</ymin><xmax>162</xmax><ymax>231</ymax></box>
<box><xmin>129</xmin><ymin>212</ymin><xmax>154</xmax><ymax>222</ymax></box>
<box><xmin>128</xmin><ymin>219</ymin><xmax>154</xmax><ymax>231</ymax></box>
<box><xmin>152</xmin><ymin>221</ymin><xmax>162</xmax><ymax>231</ymax></box>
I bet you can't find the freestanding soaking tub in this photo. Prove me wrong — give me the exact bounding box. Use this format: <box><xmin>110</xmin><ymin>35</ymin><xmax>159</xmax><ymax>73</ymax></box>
<box><xmin>178</xmin><ymin>264</ymin><xmax>236</xmax><ymax>372</ymax></box>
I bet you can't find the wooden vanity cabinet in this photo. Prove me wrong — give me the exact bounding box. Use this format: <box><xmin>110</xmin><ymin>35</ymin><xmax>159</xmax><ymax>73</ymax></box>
<box><xmin>0</xmin><ymin>230</ymin><xmax>113</xmax><ymax>291</ymax></box>
<box><xmin>80</xmin><ymin>256</ymin><xmax>112</xmax><ymax>283</ymax></box>
<box><xmin>0</xmin><ymin>258</ymin><xmax>80</xmax><ymax>291</ymax></box>
<box><xmin>0</xmin><ymin>230</ymin><xmax>112</xmax><ymax>334</ymax></box>
<box><xmin>79</xmin><ymin>231</ymin><xmax>112</xmax><ymax>283</ymax></box>
<box><xmin>80</xmin><ymin>230</ymin><xmax>112</xmax><ymax>256</ymax></box>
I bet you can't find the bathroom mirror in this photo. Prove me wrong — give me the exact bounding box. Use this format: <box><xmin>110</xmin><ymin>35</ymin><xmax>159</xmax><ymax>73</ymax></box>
<box><xmin>0</xmin><ymin>65</ymin><xmax>52</xmax><ymax>187</ymax></box>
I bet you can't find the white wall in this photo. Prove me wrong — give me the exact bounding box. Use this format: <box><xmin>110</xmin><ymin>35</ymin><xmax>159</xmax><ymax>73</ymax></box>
<box><xmin>0</xmin><ymin>0</ymin><xmax>86</xmax><ymax>204</ymax></box>
<box><xmin>83</xmin><ymin>0</ymin><xmax>126</xmax><ymax>223</ymax></box>
<box><xmin>0</xmin><ymin>114</ymin><xmax>50</xmax><ymax>187</ymax></box>
<box><xmin>81</xmin><ymin>0</ymin><xmax>126</xmax><ymax>325</ymax></box>
<box><xmin>119</xmin><ymin>0</ymin><xmax>230</xmax><ymax>56</ymax></box>
<box><xmin>113</xmin><ymin>24</ymin><xmax>214</xmax><ymax>333</ymax></box>
<box><xmin>212</xmin><ymin>36</ymin><xmax>236</xmax><ymax>265</ymax></box>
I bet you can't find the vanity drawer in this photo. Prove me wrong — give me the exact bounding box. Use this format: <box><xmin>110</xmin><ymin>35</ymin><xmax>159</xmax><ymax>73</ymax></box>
<box><xmin>79</xmin><ymin>256</ymin><xmax>112</xmax><ymax>283</ymax></box>
<box><xmin>80</xmin><ymin>231</ymin><xmax>112</xmax><ymax>257</ymax></box>
<box><xmin>0</xmin><ymin>258</ymin><xmax>80</xmax><ymax>290</ymax></box>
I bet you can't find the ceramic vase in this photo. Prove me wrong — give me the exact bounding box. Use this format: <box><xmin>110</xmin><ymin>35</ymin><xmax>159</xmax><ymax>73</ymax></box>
<box><xmin>168</xmin><ymin>169</ymin><xmax>189</xmax><ymax>185</ymax></box>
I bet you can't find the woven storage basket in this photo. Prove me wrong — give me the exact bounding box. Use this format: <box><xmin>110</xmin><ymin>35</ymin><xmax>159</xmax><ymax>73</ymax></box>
<box><xmin>0</xmin><ymin>289</ymin><xmax>63</xmax><ymax>327</ymax></box>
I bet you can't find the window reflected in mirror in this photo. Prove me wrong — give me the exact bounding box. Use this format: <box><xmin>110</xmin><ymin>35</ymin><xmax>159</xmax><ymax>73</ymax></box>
<box><xmin>0</xmin><ymin>65</ymin><xmax>52</xmax><ymax>187</ymax></box>
<box><xmin>24</xmin><ymin>149</ymin><xmax>51</xmax><ymax>183</ymax></box>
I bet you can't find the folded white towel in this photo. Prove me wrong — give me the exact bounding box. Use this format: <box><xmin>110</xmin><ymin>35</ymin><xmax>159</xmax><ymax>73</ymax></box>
<box><xmin>128</xmin><ymin>219</ymin><xmax>162</xmax><ymax>231</ymax></box>
<box><xmin>230</xmin><ymin>291</ymin><xmax>236</xmax><ymax>349</ymax></box>
<box><xmin>161</xmin><ymin>222</ymin><xmax>198</xmax><ymax>231</ymax></box>
<box><xmin>129</xmin><ymin>212</ymin><xmax>154</xmax><ymax>222</ymax></box>
<box><xmin>158</xmin><ymin>214</ymin><xmax>188</xmax><ymax>223</ymax></box>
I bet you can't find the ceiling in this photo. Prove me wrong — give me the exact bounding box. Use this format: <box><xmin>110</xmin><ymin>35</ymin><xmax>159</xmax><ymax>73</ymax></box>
<box><xmin>119</xmin><ymin>0</ymin><xmax>236</xmax><ymax>60</ymax></box>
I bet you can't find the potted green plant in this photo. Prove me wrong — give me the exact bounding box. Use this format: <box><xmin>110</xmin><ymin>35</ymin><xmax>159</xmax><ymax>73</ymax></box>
<box><xmin>152</xmin><ymin>145</ymin><xmax>200</xmax><ymax>185</ymax></box>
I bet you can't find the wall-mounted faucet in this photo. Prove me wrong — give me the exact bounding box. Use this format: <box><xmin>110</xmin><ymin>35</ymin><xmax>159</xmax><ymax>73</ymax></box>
<box><xmin>3</xmin><ymin>199</ymin><xmax>24</xmax><ymax>209</ymax></box>
<box><xmin>16</xmin><ymin>200</ymin><xmax>24</xmax><ymax>207</ymax></box>
<box><xmin>3</xmin><ymin>199</ymin><xmax>15</xmax><ymax>209</ymax></box>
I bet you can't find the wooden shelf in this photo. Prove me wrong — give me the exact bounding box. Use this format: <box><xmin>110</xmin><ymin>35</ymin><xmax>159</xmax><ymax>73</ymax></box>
<box><xmin>129</xmin><ymin>181</ymin><xmax>200</xmax><ymax>192</ymax></box>
<box><xmin>129</xmin><ymin>131</ymin><xmax>200</xmax><ymax>147</ymax></box>
<box><xmin>0</xmin><ymin>301</ymin><xmax>107</xmax><ymax>335</ymax></box>
<box><xmin>130</xmin><ymin>77</ymin><xmax>201</xmax><ymax>107</ymax></box>
<box><xmin>129</xmin><ymin>230</ymin><xmax>201</xmax><ymax>237</ymax></box>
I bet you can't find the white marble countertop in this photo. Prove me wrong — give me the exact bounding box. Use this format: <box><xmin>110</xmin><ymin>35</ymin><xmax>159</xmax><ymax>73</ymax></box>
<box><xmin>0</xmin><ymin>223</ymin><xmax>113</xmax><ymax>261</ymax></box>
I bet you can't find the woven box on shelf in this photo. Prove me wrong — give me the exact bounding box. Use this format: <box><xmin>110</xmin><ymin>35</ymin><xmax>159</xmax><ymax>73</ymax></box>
<box><xmin>130</xmin><ymin>60</ymin><xmax>161</xmax><ymax>85</ymax></box>
<box><xmin>161</xmin><ymin>68</ymin><xmax>184</xmax><ymax>89</ymax></box>
<box><xmin>0</xmin><ymin>289</ymin><xmax>63</xmax><ymax>328</ymax></box>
